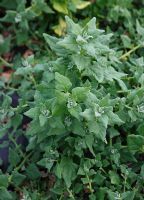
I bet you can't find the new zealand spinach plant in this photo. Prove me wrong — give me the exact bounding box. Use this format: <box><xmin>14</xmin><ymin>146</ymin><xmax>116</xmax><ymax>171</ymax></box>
<box><xmin>19</xmin><ymin>17</ymin><xmax>144</xmax><ymax>199</ymax></box>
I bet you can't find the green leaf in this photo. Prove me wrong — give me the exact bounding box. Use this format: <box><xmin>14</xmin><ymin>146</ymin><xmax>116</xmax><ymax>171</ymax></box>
<box><xmin>9</xmin><ymin>148</ymin><xmax>21</xmax><ymax>167</ymax></box>
<box><xmin>122</xmin><ymin>191</ymin><xmax>135</xmax><ymax>200</ymax></box>
<box><xmin>0</xmin><ymin>0</ymin><xmax>17</xmax><ymax>9</ymax></box>
<box><xmin>68</xmin><ymin>105</ymin><xmax>82</xmax><ymax>120</ymax></box>
<box><xmin>83</xmin><ymin>17</ymin><xmax>97</xmax><ymax>34</ymax></box>
<box><xmin>72</xmin><ymin>54</ymin><xmax>91</xmax><ymax>71</ymax></box>
<box><xmin>85</xmin><ymin>134</ymin><xmax>95</xmax><ymax>156</ymax></box>
<box><xmin>55</xmin><ymin>72</ymin><xmax>72</xmax><ymax>92</ymax></box>
<box><xmin>80</xmin><ymin>108</ymin><xmax>93</xmax><ymax>121</ymax></box>
<box><xmin>24</xmin><ymin>107</ymin><xmax>39</xmax><ymax>119</ymax></box>
<box><xmin>32</xmin><ymin>0</ymin><xmax>54</xmax><ymax>14</ymax></box>
<box><xmin>109</xmin><ymin>171</ymin><xmax>120</xmax><ymax>185</ymax></box>
<box><xmin>0</xmin><ymin>35</ymin><xmax>11</xmax><ymax>54</ymax></box>
<box><xmin>109</xmin><ymin>127</ymin><xmax>120</xmax><ymax>138</ymax></box>
<box><xmin>89</xmin><ymin>193</ymin><xmax>96</xmax><ymax>200</ymax></box>
<box><xmin>88</xmin><ymin>121</ymin><xmax>107</xmax><ymax>141</ymax></box>
<box><xmin>26</xmin><ymin>164</ymin><xmax>41</xmax><ymax>180</ymax></box>
<box><xmin>140</xmin><ymin>164</ymin><xmax>144</xmax><ymax>179</ymax></box>
<box><xmin>58</xmin><ymin>157</ymin><xmax>77</xmax><ymax>188</ymax></box>
<box><xmin>107</xmin><ymin>191</ymin><xmax>121</xmax><ymax>200</ymax></box>
<box><xmin>0</xmin><ymin>187</ymin><xmax>12</xmax><ymax>200</ymax></box>
<box><xmin>121</xmin><ymin>35</ymin><xmax>131</xmax><ymax>48</ymax></box>
<box><xmin>39</xmin><ymin>114</ymin><xmax>47</xmax><ymax>127</ymax></box>
<box><xmin>127</xmin><ymin>135</ymin><xmax>144</xmax><ymax>153</ymax></box>
<box><xmin>37</xmin><ymin>158</ymin><xmax>54</xmax><ymax>171</ymax></box>
<box><xmin>93</xmin><ymin>63</ymin><xmax>104</xmax><ymax>83</ymax></box>
<box><xmin>0</xmin><ymin>10</ymin><xmax>17</xmax><ymax>23</ymax></box>
<box><xmin>72</xmin><ymin>87</ymin><xmax>89</xmax><ymax>102</ymax></box>
<box><xmin>76</xmin><ymin>1</ymin><xmax>91</xmax><ymax>9</ymax></box>
<box><xmin>0</xmin><ymin>175</ymin><xmax>9</xmax><ymax>187</ymax></box>
<box><xmin>108</xmin><ymin>111</ymin><xmax>123</xmax><ymax>125</ymax></box>
<box><xmin>106</xmin><ymin>67</ymin><xmax>126</xmax><ymax>82</ymax></box>
<box><xmin>71</xmin><ymin>119</ymin><xmax>85</xmax><ymax>136</ymax></box>
<box><xmin>94</xmin><ymin>172</ymin><xmax>105</xmax><ymax>185</ymax></box>
<box><xmin>96</xmin><ymin>188</ymin><xmax>106</xmax><ymax>200</ymax></box>
<box><xmin>58</xmin><ymin>35</ymin><xmax>78</xmax><ymax>52</ymax></box>
<box><xmin>52</xmin><ymin>0</ymin><xmax>68</xmax><ymax>14</ymax></box>
<box><xmin>136</xmin><ymin>20</ymin><xmax>144</xmax><ymax>36</ymax></box>
<box><xmin>43</xmin><ymin>33</ymin><xmax>66</xmax><ymax>56</ymax></box>
<box><xmin>65</xmin><ymin>16</ymin><xmax>81</xmax><ymax>35</ymax></box>
<box><xmin>11</xmin><ymin>172</ymin><xmax>26</xmax><ymax>187</ymax></box>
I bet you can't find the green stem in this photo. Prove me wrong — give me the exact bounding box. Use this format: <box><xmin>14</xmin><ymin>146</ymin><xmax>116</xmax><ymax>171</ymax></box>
<box><xmin>125</xmin><ymin>105</ymin><xmax>133</xmax><ymax>110</ymax></box>
<box><xmin>29</xmin><ymin>74</ymin><xmax>37</xmax><ymax>87</ymax></box>
<box><xmin>121</xmin><ymin>76</ymin><xmax>134</xmax><ymax>80</ymax></box>
<box><xmin>110</xmin><ymin>138</ymin><xmax>112</xmax><ymax>148</ymax></box>
<box><xmin>12</xmin><ymin>103</ymin><xmax>28</xmax><ymax>112</ymax></box>
<box><xmin>8</xmin><ymin>151</ymin><xmax>33</xmax><ymax>184</ymax></box>
<box><xmin>100</xmin><ymin>167</ymin><xmax>107</xmax><ymax>174</ymax></box>
<box><xmin>59</xmin><ymin>194</ymin><xmax>64</xmax><ymax>200</ymax></box>
<box><xmin>86</xmin><ymin>173</ymin><xmax>94</xmax><ymax>193</ymax></box>
<box><xmin>0</xmin><ymin>56</ymin><xmax>13</xmax><ymax>67</ymax></box>
<box><xmin>9</xmin><ymin>135</ymin><xmax>25</xmax><ymax>158</ymax></box>
<box><xmin>67</xmin><ymin>188</ymin><xmax>75</xmax><ymax>200</ymax></box>
<box><xmin>119</xmin><ymin>44</ymin><xmax>141</xmax><ymax>60</ymax></box>
<box><xmin>121</xmin><ymin>145</ymin><xmax>127</xmax><ymax>149</ymax></box>
<box><xmin>109</xmin><ymin>138</ymin><xmax>113</xmax><ymax>166</ymax></box>
<box><xmin>15</xmin><ymin>151</ymin><xmax>33</xmax><ymax>171</ymax></box>
<box><xmin>5</xmin><ymin>86</ymin><xmax>18</xmax><ymax>91</ymax></box>
<box><xmin>123</xmin><ymin>176</ymin><xmax>127</xmax><ymax>193</ymax></box>
<box><xmin>117</xmin><ymin>90</ymin><xmax>130</xmax><ymax>94</ymax></box>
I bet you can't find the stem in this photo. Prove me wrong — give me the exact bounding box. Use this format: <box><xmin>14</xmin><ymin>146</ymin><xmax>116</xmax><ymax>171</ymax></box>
<box><xmin>59</xmin><ymin>194</ymin><xmax>63</xmax><ymax>200</ymax></box>
<box><xmin>5</xmin><ymin>86</ymin><xmax>18</xmax><ymax>91</ymax></box>
<box><xmin>123</xmin><ymin>176</ymin><xmax>127</xmax><ymax>193</ymax></box>
<box><xmin>121</xmin><ymin>76</ymin><xmax>134</xmax><ymax>80</ymax></box>
<box><xmin>67</xmin><ymin>188</ymin><xmax>75</xmax><ymax>200</ymax></box>
<box><xmin>109</xmin><ymin>138</ymin><xmax>113</xmax><ymax>166</ymax></box>
<box><xmin>117</xmin><ymin>90</ymin><xmax>130</xmax><ymax>94</ymax></box>
<box><xmin>119</xmin><ymin>44</ymin><xmax>141</xmax><ymax>60</ymax></box>
<box><xmin>110</xmin><ymin>138</ymin><xmax>112</xmax><ymax>148</ymax></box>
<box><xmin>100</xmin><ymin>167</ymin><xmax>107</xmax><ymax>174</ymax></box>
<box><xmin>15</xmin><ymin>151</ymin><xmax>33</xmax><ymax>171</ymax></box>
<box><xmin>29</xmin><ymin>74</ymin><xmax>37</xmax><ymax>87</ymax></box>
<box><xmin>121</xmin><ymin>145</ymin><xmax>127</xmax><ymax>149</ymax></box>
<box><xmin>9</xmin><ymin>135</ymin><xmax>25</xmax><ymax>158</ymax></box>
<box><xmin>12</xmin><ymin>104</ymin><xmax>28</xmax><ymax>112</ymax></box>
<box><xmin>0</xmin><ymin>56</ymin><xmax>13</xmax><ymax>67</ymax></box>
<box><xmin>125</xmin><ymin>105</ymin><xmax>132</xmax><ymax>110</ymax></box>
<box><xmin>8</xmin><ymin>151</ymin><xmax>33</xmax><ymax>184</ymax></box>
<box><xmin>86</xmin><ymin>173</ymin><xmax>94</xmax><ymax>193</ymax></box>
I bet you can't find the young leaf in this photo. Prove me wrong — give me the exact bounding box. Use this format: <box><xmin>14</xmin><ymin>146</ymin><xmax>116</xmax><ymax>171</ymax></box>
<box><xmin>65</xmin><ymin>16</ymin><xmax>81</xmax><ymax>35</ymax></box>
<box><xmin>127</xmin><ymin>135</ymin><xmax>144</xmax><ymax>153</ymax></box>
<box><xmin>109</xmin><ymin>171</ymin><xmax>120</xmax><ymax>185</ymax></box>
<box><xmin>0</xmin><ymin>175</ymin><xmax>9</xmax><ymax>187</ymax></box>
<box><xmin>55</xmin><ymin>72</ymin><xmax>72</xmax><ymax>92</ymax></box>
<box><xmin>0</xmin><ymin>187</ymin><xmax>12</xmax><ymax>200</ymax></box>
<box><xmin>85</xmin><ymin>134</ymin><xmax>95</xmax><ymax>156</ymax></box>
<box><xmin>72</xmin><ymin>87</ymin><xmax>89</xmax><ymax>102</ymax></box>
<box><xmin>59</xmin><ymin>157</ymin><xmax>77</xmax><ymax>188</ymax></box>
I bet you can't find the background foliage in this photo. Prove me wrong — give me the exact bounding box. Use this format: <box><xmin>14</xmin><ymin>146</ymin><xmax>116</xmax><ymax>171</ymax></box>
<box><xmin>0</xmin><ymin>0</ymin><xmax>144</xmax><ymax>199</ymax></box>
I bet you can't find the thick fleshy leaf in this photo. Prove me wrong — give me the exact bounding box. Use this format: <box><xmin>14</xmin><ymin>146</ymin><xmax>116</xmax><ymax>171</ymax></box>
<box><xmin>65</xmin><ymin>16</ymin><xmax>82</xmax><ymax>35</ymax></box>
<box><xmin>127</xmin><ymin>135</ymin><xmax>144</xmax><ymax>153</ymax></box>
<box><xmin>55</xmin><ymin>72</ymin><xmax>72</xmax><ymax>92</ymax></box>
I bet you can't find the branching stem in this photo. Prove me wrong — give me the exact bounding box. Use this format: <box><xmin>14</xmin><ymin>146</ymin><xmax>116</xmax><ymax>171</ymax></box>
<box><xmin>119</xmin><ymin>44</ymin><xmax>141</xmax><ymax>60</ymax></box>
<box><xmin>86</xmin><ymin>173</ymin><xmax>94</xmax><ymax>193</ymax></box>
<box><xmin>0</xmin><ymin>56</ymin><xmax>13</xmax><ymax>67</ymax></box>
<box><xmin>67</xmin><ymin>188</ymin><xmax>75</xmax><ymax>200</ymax></box>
